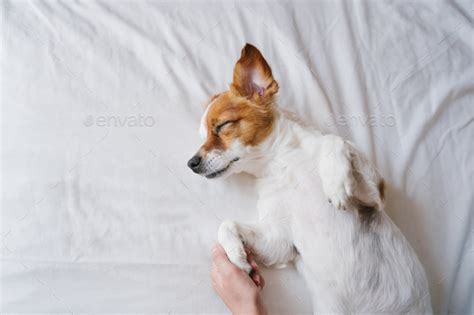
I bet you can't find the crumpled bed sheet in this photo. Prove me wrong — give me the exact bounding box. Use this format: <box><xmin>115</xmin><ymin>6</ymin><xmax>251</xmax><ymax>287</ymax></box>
<box><xmin>1</xmin><ymin>0</ymin><xmax>473</xmax><ymax>313</ymax></box>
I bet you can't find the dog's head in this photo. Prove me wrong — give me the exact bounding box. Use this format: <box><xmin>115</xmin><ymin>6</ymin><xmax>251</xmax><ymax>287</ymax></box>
<box><xmin>187</xmin><ymin>44</ymin><xmax>279</xmax><ymax>178</ymax></box>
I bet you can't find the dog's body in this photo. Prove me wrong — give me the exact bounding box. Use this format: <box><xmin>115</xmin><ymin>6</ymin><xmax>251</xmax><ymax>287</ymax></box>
<box><xmin>188</xmin><ymin>44</ymin><xmax>432</xmax><ymax>313</ymax></box>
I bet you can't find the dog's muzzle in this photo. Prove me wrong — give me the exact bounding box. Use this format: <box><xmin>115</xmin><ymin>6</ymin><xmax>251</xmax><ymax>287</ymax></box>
<box><xmin>187</xmin><ymin>154</ymin><xmax>240</xmax><ymax>178</ymax></box>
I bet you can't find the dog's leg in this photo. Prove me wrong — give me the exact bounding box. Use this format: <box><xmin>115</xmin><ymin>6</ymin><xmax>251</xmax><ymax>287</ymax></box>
<box><xmin>318</xmin><ymin>135</ymin><xmax>356</xmax><ymax>210</ymax></box>
<box><xmin>318</xmin><ymin>135</ymin><xmax>384</xmax><ymax>212</ymax></box>
<box><xmin>218</xmin><ymin>220</ymin><xmax>296</xmax><ymax>273</ymax></box>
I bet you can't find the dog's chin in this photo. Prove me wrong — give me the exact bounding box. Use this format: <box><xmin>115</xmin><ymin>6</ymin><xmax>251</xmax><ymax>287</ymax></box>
<box><xmin>204</xmin><ymin>158</ymin><xmax>240</xmax><ymax>179</ymax></box>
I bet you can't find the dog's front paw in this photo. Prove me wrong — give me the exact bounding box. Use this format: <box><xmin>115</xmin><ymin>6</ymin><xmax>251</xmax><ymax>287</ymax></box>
<box><xmin>319</xmin><ymin>136</ymin><xmax>356</xmax><ymax>210</ymax></box>
<box><xmin>218</xmin><ymin>220</ymin><xmax>252</xmax><ymax>273</ymax></box>
<box><xmin>323</xmin><ymin>176</ymin><xmax>354</xmax><ymax>210</ymax></box>
<box><xmin>225</xmin><ymin>246</ymin><xmax>253</xmax><ymax>274</ymax></box>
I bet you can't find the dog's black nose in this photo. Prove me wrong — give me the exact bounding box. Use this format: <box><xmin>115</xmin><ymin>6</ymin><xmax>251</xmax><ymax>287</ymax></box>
<box><xmin>187</xmin><ymin>155</ymin><xmax>202</xmax><ymax>172</ymax></box>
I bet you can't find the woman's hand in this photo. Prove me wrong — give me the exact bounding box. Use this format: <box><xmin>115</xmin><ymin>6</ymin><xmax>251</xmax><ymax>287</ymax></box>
<box><xmin>211</xmin><ymin>244</ymin><xmax>267</xmax><ymax>315</ymax></box>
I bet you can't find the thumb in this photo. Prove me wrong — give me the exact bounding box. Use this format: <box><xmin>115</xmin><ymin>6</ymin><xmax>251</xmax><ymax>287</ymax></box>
<box><xmin>212</xmin><ymin>244</ymin><xmax>236</xmax><ymax>275</ymax></box>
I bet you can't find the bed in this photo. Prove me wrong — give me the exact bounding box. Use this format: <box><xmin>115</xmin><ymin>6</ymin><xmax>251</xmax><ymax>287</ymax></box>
<box><xmin>1</xmin><ymin>0</ymin><xmax>473</xmax><ymax>313</ymax></box>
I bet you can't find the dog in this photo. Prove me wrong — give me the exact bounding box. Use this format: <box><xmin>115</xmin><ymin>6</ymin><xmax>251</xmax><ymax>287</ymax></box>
<box><xmin>188</xmin><ymin>44</ymin><xmax>432</xmax><ymax>313</ymax></box>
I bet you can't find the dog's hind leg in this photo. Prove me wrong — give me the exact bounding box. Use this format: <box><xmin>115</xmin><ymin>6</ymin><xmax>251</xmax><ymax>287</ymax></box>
<box><xmin>218</xmin><ymin>219</ymin><xmax>296</xmax><ymax>273</ymax></box>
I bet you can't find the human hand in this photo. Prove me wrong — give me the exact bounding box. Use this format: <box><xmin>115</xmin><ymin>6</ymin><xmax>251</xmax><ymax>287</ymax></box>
<box><xmin>211</xmin><ymin>244</ymin><xmax>267</xmax><ymax>315</ymax></box>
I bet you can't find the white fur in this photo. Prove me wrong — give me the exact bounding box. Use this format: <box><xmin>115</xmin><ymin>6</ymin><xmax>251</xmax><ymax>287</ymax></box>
<box><xmin>199</xmin><ymin>107</ymin><xmax>432</xmax><ymax>313</ymax></box>
<box><xmin>199</xmin><ymin>99</ymin><xmax>215</xmax><ymax>140</ymax></box>
<box><xmin>318</xmin><ymin>135</ymin><xmax>356</xmax><ymax>210</ymax></box>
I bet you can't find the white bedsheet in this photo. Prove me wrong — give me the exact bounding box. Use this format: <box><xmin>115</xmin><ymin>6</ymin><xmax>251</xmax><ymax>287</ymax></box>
<box><xmin>1</xmin><ymin>0</ymin><xmax>473</xmax><ymax>313</ymax></box>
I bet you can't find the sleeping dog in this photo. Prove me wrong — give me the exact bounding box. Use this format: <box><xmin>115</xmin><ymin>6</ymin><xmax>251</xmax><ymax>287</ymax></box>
<box><xmin>187</xmin><ymin>44</ymin><xmax>432</xmax><ymax>313</ymax></box>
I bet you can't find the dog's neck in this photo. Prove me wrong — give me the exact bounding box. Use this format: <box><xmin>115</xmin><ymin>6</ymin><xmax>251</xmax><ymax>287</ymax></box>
<box><xmin>240</xmin><ymin>108</ymin><xmax>322</xmax><ymax>179</ymax></box>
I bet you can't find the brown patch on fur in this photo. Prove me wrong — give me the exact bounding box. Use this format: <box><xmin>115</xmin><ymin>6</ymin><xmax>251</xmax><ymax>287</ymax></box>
<box><xmin>349</xmin><ymin>197</ymin><xmax>380</xmax><ymax>227</ymax></box>
<box><xmin>349</xmin><ymin>153</ymin><xmax>384</xmax><ymax>225</ymax></box>
<box><xmin>199</xmin><ymin>44</ymin><xmax>277</xmax><ymax>154</ymax></box>
<box><xmin>200</xmin><ymin>92</ymin><xmax>275</xmax><ymax>153</ymax></box>
<box><xmin>348</xmin><ymin>154</ymin><xmax>380</xmax><ymax>226</ymax></box>
<box><xmin>378</xmin><ymin>179</ymin><xmax>385</xmax><ymax>202</ymax></box>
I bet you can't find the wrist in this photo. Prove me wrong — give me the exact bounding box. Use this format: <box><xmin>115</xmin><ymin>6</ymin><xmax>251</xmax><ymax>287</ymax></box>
<box><xmin>234</xmin><ymin>295</ymin><xmax>266</xmax><ymax>315</ymax></box>
<box><xmin>254</xmin><ymin>296</ymin><xmax>267</xmax><ymax>315</ymax></box>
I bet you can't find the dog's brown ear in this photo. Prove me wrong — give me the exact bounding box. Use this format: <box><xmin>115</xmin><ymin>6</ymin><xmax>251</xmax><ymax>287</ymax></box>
<box><xmin>230</xmin><ymin>44</ymin><xmax>278</xmax><ymax>103</ymax></box>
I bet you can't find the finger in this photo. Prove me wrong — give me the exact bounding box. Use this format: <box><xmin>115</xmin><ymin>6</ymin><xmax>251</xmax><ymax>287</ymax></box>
<box><xmin>251</xmin><ymin>270</ymin><xmax>264</xmax><ymax>289</ymax></box>
<box><xmin>253</xmin><ymin>273</ymin><xmax>261</xmax><ymax>287</ymax></box>
<box><xmin>247</xmin><ymin>252</ymin><xmax>259</xmax><ymax>271</ymax></box>
<box><xmin>211</xmin><ymin>269</ymin><xmax>220</xmax><ymax>289</ymax></box>
<box><xmin>250</xmin><ymin>267</ymin><xmax>264</xmax><ymax>286</ymax></box>
<box><xmin>212</xmin><ymin>244</ymin><xmax>227</xmax><ymax>264</ymax></box>
<box><xmin>249</xmin><ymin>259</ymin><xmax>259</xmax><ymax>271</ymax></box>
<box><xmin>212</xmin><ymin>244</ymin><xmax>235</xmax><ymax>275</ymax></box>
<box><xmin>211</xmin><ymin>262</ymin><xmax>218</xmax><ymax>280</ymax></box>
<box><xmin>250</xmin><ymin>270</ymin><xmax>258</xmax><ymax>283</ymax></box>
<box><xmin>259</xmin><ymin>274</ymin><xmax>265</xmax><ymax>290</ymax></box>
<box><xmin>210</xmin><ymin>263</ymin><xmax>222</xmax><ymax>290</ymax></box>
<box><xmin>211</xmin><ymin>277</ymin><xmax>217</xmax><ymax>291</ymax></box>
<box><xmin>246</xmin><ymin>251</ymin><xmax>255</xmax><ymax>263</ymax></box>
<box><xmin>250</xmin><ymin>266</ymin><xmax>265</xmax><ymax>289</ymax></box>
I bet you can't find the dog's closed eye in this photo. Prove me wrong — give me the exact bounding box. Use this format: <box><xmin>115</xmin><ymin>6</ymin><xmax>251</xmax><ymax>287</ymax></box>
<box><xmin>215</xmin><ymin>120</ymin><xmax>236</xmax><ymax>134</ymax></box>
